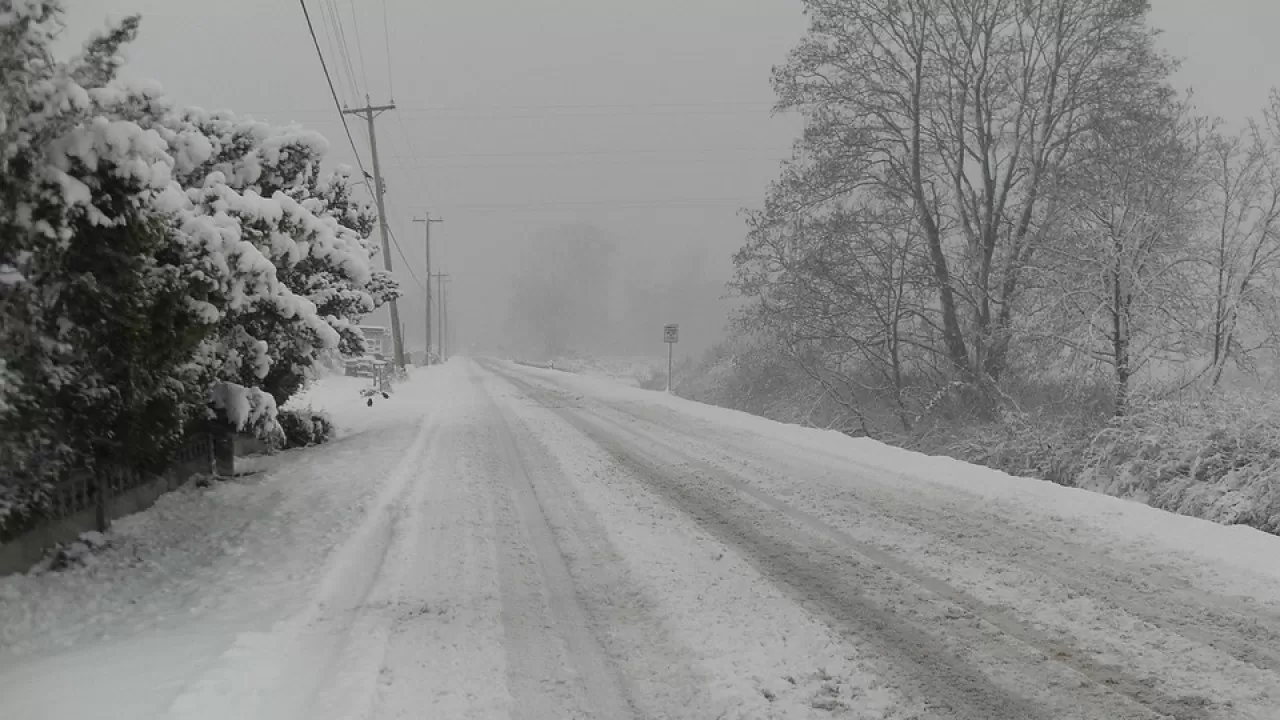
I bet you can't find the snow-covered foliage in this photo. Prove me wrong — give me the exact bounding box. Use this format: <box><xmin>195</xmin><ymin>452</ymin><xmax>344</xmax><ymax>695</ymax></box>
<box><xmin>1078</xmin><ymin>394</ymin><xmax>1280</xmax><ymax>532</ymax></box>
<box><xmin>0</xmin><ymin>6</ymin><xmax>210</xmax><ymax>497</ymax></box>
<box><xmin>0</xmin><ymin>1</ymin><xmax>394</xmax><ymax>531</ymax></box>
<box><xmin>678</xmin><ymin>342</ymin><xmax>1280</xmax><ymax>535</ymax></box>
<box><xmin>276</xmin><ymin>408</ymin><xmax>335</xmax><ymax>449</ymax></box>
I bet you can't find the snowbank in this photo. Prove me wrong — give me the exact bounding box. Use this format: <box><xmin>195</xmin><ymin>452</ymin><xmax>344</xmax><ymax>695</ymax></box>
<box><xmin>285</xmin><ymin>366</ymin><xmax>434</xmax><ymax>439</ymax></box>
<box><xmin>0</xmin><ymin>366</ymin><xmax>445</xmax><ymax>662</ymax></box>
<box><xmin>547</xmin><ymin>355</ymin><xmax>667</xmax><ymax>388</ymax></box>
<box><xmin>510</xmin><ymin>362</ymin><xmax>1280</xmax><ymax>595</ymax></box>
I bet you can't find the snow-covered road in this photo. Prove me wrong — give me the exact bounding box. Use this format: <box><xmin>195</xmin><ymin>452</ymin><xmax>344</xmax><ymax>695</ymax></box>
<box><xmin>5</xmin><ymin>358</ymin><xmax>1280</xmax><ymax>719</ymax></box>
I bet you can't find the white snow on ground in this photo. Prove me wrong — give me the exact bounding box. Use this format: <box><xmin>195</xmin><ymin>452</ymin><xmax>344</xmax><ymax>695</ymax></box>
<box><xmin>486</xmin><ymin>374</ymin><xmax>911</xmax><ymax>719</ymax></box>
<box><xmin>0</xmin><ymin>365</ymin><xmax>448</xmax><ymax>720</ymax></box>
<box><xmin>8</xmin><ymin>357</ymin><xmax>1280</xmax><ymax>719</ymax></box>
<box><xmin>539</xmin><ymin>354</ymin><xmax>666</xmax><ymax>387</ymax></box>
<box><xmin>285</xmin><ymin>369</ymin><xmax>426</xmax><ymax>439</ymax></box>
<box><xmin>515</xmin><ymin>362</ymin><xmax>1280</xmax><ymax>599</ymax></box>
<box><xmin>501</xmin><ymin>361</ymin><xmax>1280</xmax><ymax>717</ymax></box>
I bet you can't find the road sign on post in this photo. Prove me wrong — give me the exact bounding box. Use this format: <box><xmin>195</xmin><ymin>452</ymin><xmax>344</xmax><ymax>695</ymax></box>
<box><xmin>664</xmin><ymin>324</ymin><xmax>679</xmax><ymax>392</ymax></box>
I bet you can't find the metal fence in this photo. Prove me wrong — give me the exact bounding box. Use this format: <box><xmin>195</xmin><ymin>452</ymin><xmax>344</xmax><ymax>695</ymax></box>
<box><xmin>2</xmin><ymin>432</ymin><xmax>213</xmax><ymax>540</ymax></box>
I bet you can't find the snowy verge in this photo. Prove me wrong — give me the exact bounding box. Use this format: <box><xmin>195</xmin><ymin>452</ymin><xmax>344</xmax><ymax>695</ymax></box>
<box><xmin>0</xmin><ymin>365</ymin><xmax>449</xmax><ymax>720</ymax></box>
<box><xmin>285</xmin><ymin>365</ymin><xmax>437</xmax><ymax>439</ymax></box>
<box><xmin>534</xmin><ymin>354</ymin><xmax>667</xmax><ymax>388</ymax></box>
<box><xmin>502</xmin><ymin>361</ymin><xmax>1280</xmax><ymax>598</ymax></box>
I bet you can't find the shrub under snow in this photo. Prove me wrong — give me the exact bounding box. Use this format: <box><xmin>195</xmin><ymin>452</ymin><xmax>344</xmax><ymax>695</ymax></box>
<box><xmin>0</xmin><ymin>1</ymin><xmax>396</xmax><ymax>534</ymax></box>
<box><xmin>1078</xmin><ymin>395</ymin><xmax>1280</xmax><ymax>532</ymax></box>
<box><xmin>678</xmin><ymin>339</ymin><xmax>1280</xmax><ymax>535</ymax></box>
<box><xmin>276</xmin><ymin>408</ymin><xmax>335</xmax><ymax>449</ymax></box>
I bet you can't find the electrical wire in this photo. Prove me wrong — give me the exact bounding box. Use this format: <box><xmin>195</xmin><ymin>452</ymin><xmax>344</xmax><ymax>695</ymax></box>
<box><xmin>436</xmin><ymin>197</ymin><xmax>757</xmax><ymax>211</ymax></box>
<box><xmin>377</xmin><ymin>0</ymin><xmax>435</xmax><ymax>232</ymax></box>
<box><xmin>381</xmin><ymin>0</ymin><xmax>395</xmax><ymax>101</ymax></box>
<box><xmin>316</xmin><ymin>0</ymin><xmax>350</xmax><ymax>103</ymax></box>
<box><xmin>347</xmin><ymin>0</ymin><xmax>373</xmax><ymax>100</ymax></box>
<box><xmin>388</xmin><ymin>146</ymin><xmax>790</xmax><ymax>160</ymax></box>
<box><xmin>386</xmin><ymin>224</ymin><xmax>425</xmax><ymax>291</ymax></box>
<box><xmin>325</xmin><ymin>0</ymin><xmax>363</xmax><ymax>102</ymax></box>
<box><xmin>299</xmin><ymin>0</ymin><xmax>372</xmax><ymax>195</ymax></box>
<box><xmin>241</xmin><ymin>101</ymin><xmax>786</xmax><ymax>119</ymax></box>
<box><xmin>303</xmin><ymin>2</ymin><xmax>424</xmax><ymax>312</ymax></box>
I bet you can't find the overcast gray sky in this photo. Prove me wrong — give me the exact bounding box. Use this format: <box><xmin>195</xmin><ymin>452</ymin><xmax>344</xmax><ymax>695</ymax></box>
<box><xmin>66</xmin><ymin>0</ymin><xmax>1280</xmax><ymax>358</ymax></box>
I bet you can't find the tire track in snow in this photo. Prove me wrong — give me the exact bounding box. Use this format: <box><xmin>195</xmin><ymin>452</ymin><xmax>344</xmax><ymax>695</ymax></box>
<box><xmin>491</xmin><ymin>363</ymin><xmax>1206</xmax><ymax>720</ymax></box>
<box><xmin>481</xmin><ymin>370</ymin><xmax>638</xmax><ymax>720</ymax></box>
<box><xmin>600</xmin><ymin>392</ymin><xmax>1280</xmax><ymax>675</ymax></box>
<box><xmin>557</xmin><ymin>381</ymin><xmax>1280</xmax><ymax>718</ymax></box>
<box><xmin>480</xmin><ymin>368</ymin><xmax>717</xmax><ymax>719</ymax></box>
<box><xmin>165</xmin><ymin>400</ymin><xmax>441</xmax><ymax>720</ymax></box>
<box><xmin>369</xmin><ymin>390</ymin><xmax>510</xmax><ymax>720</ymax></box>
<box><xmin>482</xmin><ymin>363</ymin><xmax>924</xmax><ymax>719</ymax></box>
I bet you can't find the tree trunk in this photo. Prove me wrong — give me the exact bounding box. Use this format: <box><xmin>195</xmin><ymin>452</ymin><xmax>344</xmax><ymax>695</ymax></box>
<box><xmin>1112</xmin><ymin>262</ymin><xmax>1130</xmax><ymax>417</ymax></box>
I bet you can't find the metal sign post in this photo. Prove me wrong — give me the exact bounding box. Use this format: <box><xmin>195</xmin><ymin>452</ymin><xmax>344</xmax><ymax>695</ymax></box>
<box><xmin>663</xmin><ymin>324</ymin><xmax>679</xmax><ymax>393</ymax></box>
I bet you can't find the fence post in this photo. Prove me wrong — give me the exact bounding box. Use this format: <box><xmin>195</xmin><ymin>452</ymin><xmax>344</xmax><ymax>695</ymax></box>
<box><xmin>212</xmin><ymin>428</ymin><xmax>235</xmax><ymax>477</ymax></box>
<box><xmin>94</xmin><ymin>470</ymin><xmax>108</xmax><ymax>533</ymax></box>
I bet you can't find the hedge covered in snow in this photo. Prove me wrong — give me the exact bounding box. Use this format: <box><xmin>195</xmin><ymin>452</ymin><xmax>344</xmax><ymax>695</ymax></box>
<box><xmin>0</xmin><ymin>1</ymin><xmax>395</xmax><ymax>531</ymax></box>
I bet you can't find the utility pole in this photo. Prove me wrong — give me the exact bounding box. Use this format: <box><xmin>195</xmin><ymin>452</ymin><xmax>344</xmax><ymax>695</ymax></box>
<box><xmin>432</xmin><ymin>272</ymin><xmax>450</xmax><ymax>361</ymax></box>
<box><xmin>342</xmin><ymin>98</ymin><xmax>405</xmax><ymax>369</ymax></box>
<box><xmin>443</xmin><ymin>274</ymin><xmax>450</xmax><ymax>359</ymax></box>
<box><xmin>412</xmin><ymin>214</ymin><xmax>442</xmax><ymax>362</ymax></box>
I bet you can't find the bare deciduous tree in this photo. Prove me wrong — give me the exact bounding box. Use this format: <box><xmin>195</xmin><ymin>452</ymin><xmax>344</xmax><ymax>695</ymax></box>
<box><xmin>764</xmin><ymin>0</ymin><xmax>1171</xmax><ymax>386</ymax></box>
<box><xmin>1041</xmin><ymin>94</ymin><xmax>1205</xmax><ymax>413</ymax></box>
<box><xmin>1199</xmin><ymin>98</ymin><xmax>1280</xmax><ymax>386</ymax></box>
<box><xmin>735</xmin><ymin>197</ymin><xmax>933</xmax><ymax>432</ymax></box>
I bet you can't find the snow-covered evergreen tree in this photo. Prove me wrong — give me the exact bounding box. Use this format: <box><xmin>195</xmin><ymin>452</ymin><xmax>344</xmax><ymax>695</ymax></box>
<box><xmin>151</xmin><ymin>109</ymin><xmax>397</xmax><ymax>405</ymax></box>
<box><xmin>0</xmin><ymin>0</ymin><xmax>397</xmax><ymax>528</ymax></box>
<box><xmin>0</xmin><ymin>4</ymin><xmax>215</xmax><ymax>505</ymax></box>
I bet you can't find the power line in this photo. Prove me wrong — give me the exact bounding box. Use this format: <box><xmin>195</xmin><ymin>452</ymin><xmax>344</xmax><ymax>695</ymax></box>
<box><xmin>387</xmin><ymin>146</ymin><xmax>791</xmax><ymax>161</ymax></box>
<box><xmin>346</xmin><ymin>0</ymin><xmax>373</xmax><ymax>99</ymax></box>
<box><xmin>381</xmin><ymin>0</ymin><xmax>394</xmax><ymax>100</ymax></box>
<box><xmin>386</xmin><ymin>156</ymin><xmax>788</xmax><ymax>171</ymax></box>
<box><xmin>316</xmin><ymin>0</ymin><xmax>350</xmax><ymax>103</ymax></box>
<box><xmin>386</xmin><ymin>223</ymin><xmax>425</xmax><ymax>291</ymax></box>
<box><xmin>298</xmin><ymin>0</ymin><xmax>373</xmax><ymax>195</ymax></box>
<box><xmin>324</xmin><ymin>0</ymin><xmax>362</xmax><ymax>101</ymax></box>
<box><xmin>378</xmin><ymin>0</ymin><xmax>431</xmax><ymax>202</ymax></box>
<box><xmin>241</xmin><ymin>101</ymin><xmax>789</xmax><ymax>119</ymax></box>
<box><xmin>413</xmin><ymin>100</ymin><xmax>777</xmax><ymax>112</ymax></box>
<box><xmin>436</xmin><ymin>197</ymin><xmax>757</xmax><ymax>211</ymax></box>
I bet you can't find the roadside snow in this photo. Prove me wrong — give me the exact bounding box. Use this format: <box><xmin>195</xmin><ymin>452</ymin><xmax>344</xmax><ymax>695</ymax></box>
<box><xmin>487</xmin><ymin>371</ymin><xmax>914</xmax><ymax>719</ymax></box>
<box><xmin>0</xmin><ymin>366</ymin><xmax>446</xmax><ymax>719</ymax></box>
<box><xmin>285</xmin><ymin>368</ymin><xmax>429</xmax><ymax>439</ymax></box>
<box><xmin>544</xmin><ymin>355</ymin><xmax>666</xmax><ymax>387</ymax></box>
<box><xmin>508</xmin><ymin>362</ymin><xmax>1280</xmax><ymax>603</ymax></box>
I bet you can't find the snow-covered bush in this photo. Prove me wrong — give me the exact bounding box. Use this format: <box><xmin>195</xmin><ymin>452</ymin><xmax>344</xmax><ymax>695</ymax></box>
<box><xmin>0</xmin><ymin>1</ymin><xmax>394</xmax><ymax>533</ymax></box>
<box><xmin>44</xmin><ymin>530</ymin><xmax>109</xmax><ymax>572</ymax></box>
<box><xmin>1078</xmin><ymin>394</ymin><xmax>1280</xmax><ymax>532</ymax></box>
<box><xmin>150</xmin><ymin>105</ymin><xmax>397</xmax><ymax>415</ymax></box>
<box><xmin>0</xmin><ymin>7</ymin><xmax>217</xmax><ymax>492</ymax></box>
<box><xmin>935</xmin><ymin>408</ymin><xmax>1095</xmax><ymax>487</ymax></box>
<box><xmin>679</xmin><ymin>338</ymin><xmax>874</xmax><ymax>435</ymax></box>
<box><xmin>276</xmin><ymin>408</ymin><xmax>335</xmax><ymax>449</ymax></box>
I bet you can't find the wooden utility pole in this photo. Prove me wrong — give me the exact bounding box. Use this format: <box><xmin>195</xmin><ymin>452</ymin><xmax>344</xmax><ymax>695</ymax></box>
<box><xmin>432</xmin><ymin>272</ymin><xmax>450</xmax><ymax>361</ymax></box>
<box><xmin>342</xmin><ymin>99</ymin><xmax>405</xmax><ymax>369</ymax></box>
<box><xmin>412</xmin><ymin>215</ymin><xmax>441</xmax><ymax>362</ymax></box>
